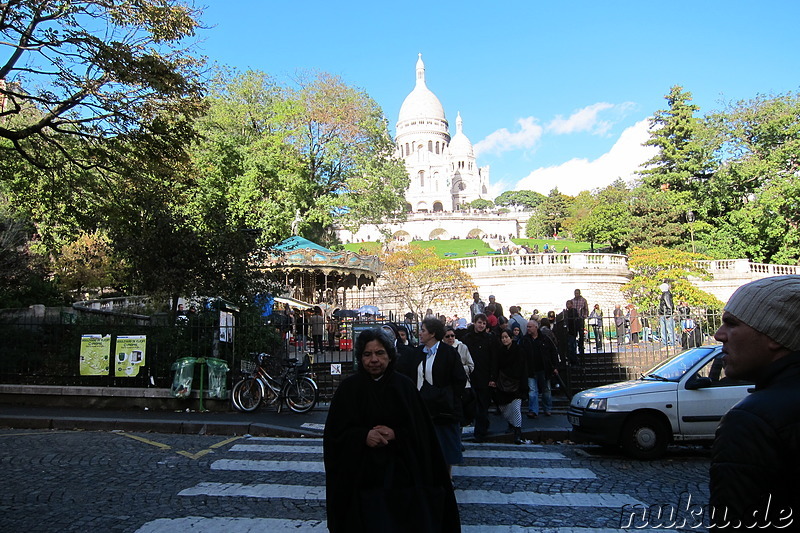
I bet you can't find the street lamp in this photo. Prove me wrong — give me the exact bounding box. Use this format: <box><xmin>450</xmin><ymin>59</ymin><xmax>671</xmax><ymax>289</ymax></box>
<box><xmin>686</xmin><ymin>211</ymin><xmax>696</xmax><ymax>253</ymax></box>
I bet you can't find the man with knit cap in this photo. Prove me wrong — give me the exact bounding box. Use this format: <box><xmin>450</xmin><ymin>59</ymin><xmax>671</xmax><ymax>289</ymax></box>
<box><xmin>709</xmin><ymin>275</ymin><xmax>800</xmax><ymax>529</ymax></box>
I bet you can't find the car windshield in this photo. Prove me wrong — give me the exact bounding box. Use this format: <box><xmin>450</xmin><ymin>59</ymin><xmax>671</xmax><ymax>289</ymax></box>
<box><xmin>641</xmin><ymin>347</ymin><xmax>717</xmax><ymax>382</ymax></box>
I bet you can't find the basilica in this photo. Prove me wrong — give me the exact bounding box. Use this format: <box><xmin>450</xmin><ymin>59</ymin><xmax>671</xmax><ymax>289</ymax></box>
<box><xmin>336</xmin><ymin>55</ymin><xmax>522</xmax><ymax>243</ymax></box>
<box><xmin>396</xmin><ymin>54</ymin><xmax>490</xmax><ymax>212</ymax></box>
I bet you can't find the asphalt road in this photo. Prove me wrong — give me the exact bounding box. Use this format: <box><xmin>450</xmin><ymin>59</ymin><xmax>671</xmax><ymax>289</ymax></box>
<box><xmin>1</xmin><ymin>428</ymin><xmax>714</xmax><ymax>532</ymax></box>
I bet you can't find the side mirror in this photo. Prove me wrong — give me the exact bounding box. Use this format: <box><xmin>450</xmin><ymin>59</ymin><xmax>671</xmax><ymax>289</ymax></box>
<box><xmin>685</xmin><ymin>376</ymin><xmax>713</xmax><ymax>390</ymax></box>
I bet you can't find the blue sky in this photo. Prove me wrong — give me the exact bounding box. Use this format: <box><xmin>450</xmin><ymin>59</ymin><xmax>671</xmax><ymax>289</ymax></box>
<box><xmin>196</xmin><ymin>1</ymin><xmax>800</xmax><ymax>196</ymax></box>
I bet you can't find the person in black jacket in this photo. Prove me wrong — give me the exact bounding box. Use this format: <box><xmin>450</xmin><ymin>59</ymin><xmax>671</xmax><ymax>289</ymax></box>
<box><xmin>520</xmin><ymin>320</ymin><xmax>559</xmax><ymax>418</ymax></box>
<box><xmin>709</xmin><ymin>275</ymin><xmax>800</xmax><ymax>529</ymax></box>
<box><xmin>396</xmin><ymin>317</ymin><xmax>467</xmax><ymax>477</ymax></box>
<box><xmin>461</xmin><ymin>313</ymin><xmax>497</xmax><ymax>442</ymax></box>
<box><xmin>490</xmin><ymin>328</ymin><xmax>527</xmax><ymax>444</ymax></box>
<box><xmin>658</xmin><ymin>282</ymin><xmax>675</xmax><ymax>347</ymax></box>
<box><xmin>323</xmin><ymin>329</ymin><xmax>460</xmax><ymax>532</ymax></box>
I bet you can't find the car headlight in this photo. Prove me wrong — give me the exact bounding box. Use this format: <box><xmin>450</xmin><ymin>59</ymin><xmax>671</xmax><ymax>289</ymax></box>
<box><xmin>586</xmin><ymin>398</ymin><xmax>607</xmax><ymax>411</ymax></box>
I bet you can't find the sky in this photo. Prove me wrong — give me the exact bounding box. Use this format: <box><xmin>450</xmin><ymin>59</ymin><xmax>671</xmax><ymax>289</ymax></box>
<box><xmin>195</xmin><ymin>1</ymin><xmax>800</xmax><ymax>197</ymax></box>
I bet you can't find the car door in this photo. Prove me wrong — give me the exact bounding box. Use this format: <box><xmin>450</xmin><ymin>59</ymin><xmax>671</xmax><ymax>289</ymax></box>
<box><xmin>675</xmin><ymin>350</ymin><xmax>753</xmax><ymax>439</ymax></box>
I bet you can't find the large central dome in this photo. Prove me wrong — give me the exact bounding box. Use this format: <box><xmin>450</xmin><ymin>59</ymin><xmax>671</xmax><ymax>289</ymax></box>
<box><xmin>397</xmin><ymin>54</ymin><xmax>447</xmax><ymax>123</ymax></box>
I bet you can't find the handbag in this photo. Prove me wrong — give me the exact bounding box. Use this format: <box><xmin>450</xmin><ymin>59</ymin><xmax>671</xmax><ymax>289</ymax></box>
<box><xmin>496</xmin><ymin>370</ymin><xmax>519</xmax><ymax>394</ymax></box>
<box><xmin>418</xmin><ymin>358</ymin><xmax>455</xmax><ymax>418</ymax></box>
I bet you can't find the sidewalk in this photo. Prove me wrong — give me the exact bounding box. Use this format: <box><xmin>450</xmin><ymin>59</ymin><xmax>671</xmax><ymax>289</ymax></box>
<box><xmin>0</xmin><ymin>402</ymin><xmax>574</xmax><ymax>443</ymax></box>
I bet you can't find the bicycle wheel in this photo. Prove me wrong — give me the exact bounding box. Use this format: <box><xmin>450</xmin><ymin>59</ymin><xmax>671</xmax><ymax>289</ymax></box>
<box><xmin>232</xmin><ymin>378</ymin><xmax>263</xmax><ymax>412</ymax></box>
<box><xmin>285</xmin><ymin>376</ymin><xmax>319</xmax><ymax>413</ymax></box>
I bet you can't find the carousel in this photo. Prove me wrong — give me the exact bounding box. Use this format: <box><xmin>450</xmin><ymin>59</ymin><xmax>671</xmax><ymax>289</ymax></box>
<box><xmin>264</xmin><ymin>236</ymin><xmax>382</xmax><ymax>310</ymax></box>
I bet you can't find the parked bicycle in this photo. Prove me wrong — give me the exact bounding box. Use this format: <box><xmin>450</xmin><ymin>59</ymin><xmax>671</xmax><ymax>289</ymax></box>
<box><xmin>231</xmin><ymin>352</ymin><xmax>319</xmax><ymax>413</ymax></box>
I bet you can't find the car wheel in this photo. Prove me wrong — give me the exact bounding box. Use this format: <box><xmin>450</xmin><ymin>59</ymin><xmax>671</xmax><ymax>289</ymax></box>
<box><xmin>620</xmin><ymin>414</ymin><xmax>670</xmax><ymax>460</ymax></box>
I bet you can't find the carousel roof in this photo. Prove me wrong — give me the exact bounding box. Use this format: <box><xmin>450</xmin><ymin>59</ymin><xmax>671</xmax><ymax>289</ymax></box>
<box><xmin>264</xmin><ymin>237</ymin><xmax>382</xmax><ymax>289</ymax></box>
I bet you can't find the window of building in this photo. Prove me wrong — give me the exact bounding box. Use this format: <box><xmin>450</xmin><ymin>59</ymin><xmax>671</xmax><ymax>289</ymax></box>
<box><xmin>428</xmin><ymin>140</ymin><xmax>433</xmax><ymax>152</ymax></box>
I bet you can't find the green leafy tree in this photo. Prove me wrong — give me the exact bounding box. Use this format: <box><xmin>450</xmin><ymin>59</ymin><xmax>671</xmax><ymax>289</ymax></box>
<box><xmin>494</xmin><ymin>190</ymin><xmax>545</xmax><ymax>210</ymax></box>
<box><xmin>540</xmin><ymin>188</ymin><xmax>571</xmax><ymax>238</ymax></box>
<box><xmin>192</xmin><ymin>70</ymin><xmax>408</xmax><ymax>246</ymax></box>
<box><xmin>701</xmin><ymin>92</ymin><xmax>800</xmax><ymax>264</ymax></box>
<box><xmin>469</xmin><ymin>198</ymin><xmax>494</xmax><ymax>210</ymax></box>
<box><xmin>625</xmin><ymin>188</ymin><xmax>694</xmax><ymax>251</ymax></box>
<box><xmin>639</xmin><ymin>86</ymin><xmax>716</xmax><ymax>193</ymax></box>
<box><xmin>622</xmin><ymin>247</ymin><xmax>723</xmax><ymax>312</ymax></box>
<box><xmin>0</xmin><ymin>0</ymin><xmax>206</xmax><ymax>176</ymax></box>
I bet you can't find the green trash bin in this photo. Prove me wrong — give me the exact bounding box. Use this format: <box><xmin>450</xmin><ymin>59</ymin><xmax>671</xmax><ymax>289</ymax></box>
<box><xmin>205</xmin><ymin>357</ymin><xmax>229</xmax><ymax>399</ymax></box>
<box><xmin>171</xmin><ymin>357</ymin><xmax>197</xmax><ymax>399</ymax></box>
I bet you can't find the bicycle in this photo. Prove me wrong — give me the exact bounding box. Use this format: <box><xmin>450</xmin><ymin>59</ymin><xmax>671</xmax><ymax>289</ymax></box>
<box><xmin>231</xmin><ymin>352</ymin><xmax>319</xmax><ymax>413</ymax></box>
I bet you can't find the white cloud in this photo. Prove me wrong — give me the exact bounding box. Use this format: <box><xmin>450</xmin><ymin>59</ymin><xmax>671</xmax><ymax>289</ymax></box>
<box><xmin>546</xmin><ymin>102</ymin><xmax>636</xmax><ymax>136</ymax></box>
<box><xmin>514</xmin><ymin>118</ymin><xmax>657</xmax><ymax>196</ymax></box>
<box><xmin>473</xmin><ymin>116</ymin><xmax>543</xmax><ymax>157</ymax></box>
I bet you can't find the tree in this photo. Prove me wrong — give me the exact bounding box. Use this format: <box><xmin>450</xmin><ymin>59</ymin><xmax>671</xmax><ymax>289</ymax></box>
<box><xmin>625</xmin><ymin>188</ymin><xmax>694</xmax><ymax>251</ymax></box>
<box><xmin>494</xmin><ymin>190</ymin><xmax>545</xmax><ymax>210</ymax></box>
<box><xmin>192</xmin><ymin>70</ymin><xmax>409</xmax><ymax>246</ymax></box>
<box><xmin>379</xmin><ymin>244</ymin><xmax>477</xmax><ymax>320</ymax></box>
<box><xmin>540</xmin><ymin>188</ymin><xmax>571</xmax><ymax>237</ymax></box>
<box><xmin>700</xmin><ymin>92</ymin><xmax>800</xmax><ymax>264</ymax></box>
<box><xmin>0</xmin><ymin>0</ymin><xmax>206</xmax><ymax>176</ymax></box>
<box><xmin>639</xmin><ymin>86</ymin><xmax>716</xmax><ymax>192</ymax></box>
<box><xmin>469</xmin><ymin>198</ymin><xmax>494</xmax><ymax>210</ymax></box>
<box><xmin>621</xmin><ymin>247</ymin><xmax>723</xmax><ymax>313</ymax></box>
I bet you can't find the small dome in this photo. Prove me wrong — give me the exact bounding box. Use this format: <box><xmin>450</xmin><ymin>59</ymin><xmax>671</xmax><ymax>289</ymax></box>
<box><xmin>398</xmin><ymin>54</ymin><xmax>447</xmax><ymax>123</ymax></box>
<box><xmin>448</xmin><ymin>112</ymin><xmax>473</xmax><ymax>156</ymax></box>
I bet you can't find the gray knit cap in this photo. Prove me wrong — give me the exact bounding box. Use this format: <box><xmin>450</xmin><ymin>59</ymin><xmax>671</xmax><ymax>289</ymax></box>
<box><xmin>724</xmin><ymin>275</ymin><xmax>800</xmax><ymax>351</ymax></box>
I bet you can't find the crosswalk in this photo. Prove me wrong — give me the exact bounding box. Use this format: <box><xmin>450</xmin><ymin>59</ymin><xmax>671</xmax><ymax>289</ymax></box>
<box><xmin>134</xmin><ymin>437</ymin><xmax>649</xmax><ymax>532</ymax></box>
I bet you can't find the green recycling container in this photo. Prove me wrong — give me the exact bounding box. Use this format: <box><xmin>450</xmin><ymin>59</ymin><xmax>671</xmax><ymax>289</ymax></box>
<box><xmin>171</xmin><ymin>357</ymin><xmax>197</xmax><ymax>399</ymax></box>
<box><xmin>205</xmin><ymin>357</ymin><xmax>230</xmax><ymax>399</ymax></box>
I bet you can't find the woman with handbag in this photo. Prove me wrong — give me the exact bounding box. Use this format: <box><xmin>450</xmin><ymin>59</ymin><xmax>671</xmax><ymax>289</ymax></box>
<box><xmin>490</xmin><ymin>328</ymin><xmax>528</xmax><ymax>444</ymax></box>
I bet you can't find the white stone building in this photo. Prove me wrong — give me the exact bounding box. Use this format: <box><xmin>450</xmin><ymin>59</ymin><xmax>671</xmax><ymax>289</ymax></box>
<box><xmin>395</xmin><ymin>54</ymin><xmax>490</xmax><ymax>213</ymax></box>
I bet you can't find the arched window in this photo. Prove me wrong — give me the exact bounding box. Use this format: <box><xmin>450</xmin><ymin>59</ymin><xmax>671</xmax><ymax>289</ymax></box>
<box><xmin>418</xmin><ymin>170</ymin><xmax>425</xmax><ymax>187</ymax></box>
<box><xmin>428</xmin><ymin>140</ymin><xmax>433</xmax><ymax>152</ymax></box>
<box><xmin>405</xmin><ymin>143</ymin><xmax>409</xmax><ymax>155</ymax></box>
<box><xmin>435</xmin><ymin>142</ymin><xmax>440</xmax><ymax>154</ymax></box>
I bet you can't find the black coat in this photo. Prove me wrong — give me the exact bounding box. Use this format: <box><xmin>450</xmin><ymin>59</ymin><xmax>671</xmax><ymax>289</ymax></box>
<box><xmin>395</xmin><ymin>342</ymin><xmax>467</xmax><ymax>423</ymax></box>
<box><xmin>462</xmin><ymin>327</ymin><xmax>497</xmax><ymax>388</ymax></box>
<box><xmin>323</xmin><ymin>368</ymin><xmax>460</xmax><ymax>532</ymax></box>
<box><xmin>492</xmin><ymin>342</ymin><xmax>527</xmax><ymax>404</ymax></box>
<box><xmin>520</xmin><ymin>333</ymin><xmax>558</xmax><ymax>376</ymax></box>
<box><xmin>710</xmin><ymin>351</ymin><xmax>800</xmax><ymax>528</ymax></box>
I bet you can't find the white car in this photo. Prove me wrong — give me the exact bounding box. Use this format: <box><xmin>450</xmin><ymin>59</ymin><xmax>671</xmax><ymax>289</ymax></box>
<box><xmin>568</xmin><ymin>345</ymin><xmax>752</xmax><ymax>459</ymax></box>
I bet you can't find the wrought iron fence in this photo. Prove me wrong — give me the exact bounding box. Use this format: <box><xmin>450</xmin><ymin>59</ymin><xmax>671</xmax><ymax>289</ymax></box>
<box><xmin>0</xmin><ymin>305</ymin><xmax>723</xmax><ymax>400</ymax></box>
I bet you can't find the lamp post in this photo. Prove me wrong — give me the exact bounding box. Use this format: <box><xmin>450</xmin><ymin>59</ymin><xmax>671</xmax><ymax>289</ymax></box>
<box><xmin>686</xmin><ymin>211</ymin><xmax>696</xmax><ymax>253</ymax></box>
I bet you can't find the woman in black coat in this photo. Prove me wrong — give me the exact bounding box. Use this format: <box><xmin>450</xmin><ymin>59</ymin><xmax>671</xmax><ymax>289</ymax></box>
<box><xmin>323</xmin><ymin>329</ymin><xmax>460</xmax><ymax>532</ymax></box>
<box><xmin>490</xmin><ymin>328</ymin><xmax>528</xmax><ymax>444</ymax></box>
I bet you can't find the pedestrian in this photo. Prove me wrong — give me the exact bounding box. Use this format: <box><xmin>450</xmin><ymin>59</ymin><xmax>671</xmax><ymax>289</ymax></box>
<box><xmin>323</xmin><ymin>329</ymin><xmax>461</xmax><ymax>532</ymax></box>
<box><xmin>488</xmin><ymin>295</ymin><xmax>504</xmax><ymax>320</ymax></box>
<box><xmin>443</xmin><ymin>326</ymin><xmax>476</xmax><ymax>427</ymax></box>
<box><xmin>587</xmin><ymin>304</ymin><xmax>603</xmax><ymax>352</ymax></box>
<box><xmin>491</xmin><ymin>328</ymin><xmax>527</xmax><ymax>444</ymax></box>
<box><xmin>520</xmin><ymin>320</ymin><xmax>559</xmax><ymax>419</ymax></box>
<box><xmin>658</xmin><ymin>283</ymin><xmax>676</xmax><ymax>347</ymax></box>
<box><xmin>462</xmin><ymin>313</ymin><xmax>496</xmax><ymax>443</ymax></box>
<box><xmin>570</xmin><ymin>289</ymin><xmax>589</xmax><ymax>355</ymax></box>
<box><xmin>469</xmin><ymin>292</ymin><xmax>485</xmax><ymax>321</ymax></box>
<box><xmin>709</xmin><ymin>275</ymin><xmax>800</xmax><ymax>528</ymax></box>
<box><xmin>626</xmin><ymin>304</ymin><xmax>642</xmax><ymax>344</ymax></box>
<box><xmin>613</xmin><ymin>304</ymin><xmax>625</xmax><ymax>346</ymax></box>
<box><xmin>309</xmin><ymin>306</ymin><xmax>325</xmax><ymax>354</ymax></box>
<box><xmin>396</xmin><ymin>318</ymin><xmax>467</xmax><ymax>479</ymax></box>
<box><xmin>508</xmin><ymin>306</ymin><xmax>527</xmax><ymax>333</ymax></box>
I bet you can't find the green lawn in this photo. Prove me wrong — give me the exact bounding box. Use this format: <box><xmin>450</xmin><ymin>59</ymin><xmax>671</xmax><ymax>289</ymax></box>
<box><xmin>343</xmin><ymin>238</ymin><xmax>597</xmax><ymax>257</ymax></box>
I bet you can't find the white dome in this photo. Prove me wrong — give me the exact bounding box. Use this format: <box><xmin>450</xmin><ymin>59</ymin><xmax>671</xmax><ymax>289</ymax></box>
<box><xmin>448</xmin><ymin>113</ymin><xmax>474</xmax><ymax>156</ymax></box>
<box><xmin>398</xmin><ymin>54</ymin><xmax>447</xmax><ymax>123</ymax></box>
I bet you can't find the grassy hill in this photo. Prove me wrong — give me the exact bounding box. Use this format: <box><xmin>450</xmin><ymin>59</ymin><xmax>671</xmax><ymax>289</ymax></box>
<box><xmin>343</xmin><ymin>238</ymin><xmax>597</xmax><ymax>257</ymax></box>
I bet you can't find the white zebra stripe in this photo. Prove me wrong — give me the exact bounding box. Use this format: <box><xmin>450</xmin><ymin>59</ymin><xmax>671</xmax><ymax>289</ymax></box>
<box><xmin>229</xmin><ymin>443</ymin><xmax>565</xmax><ymax>460</ymax></box>
<box><xmin>178</xmin><ymin>482</ymin><xmax>641</xmax><ymax>507</ymax></box>
<box><xmin>135</xmin><ymin>516</ymin><xmax>645</xmax><ymax>533</ymax></box>
<box><xmin>210</xmin><ymin>459</ymin><xmax>595</xmax><ymax>479</ymax></box>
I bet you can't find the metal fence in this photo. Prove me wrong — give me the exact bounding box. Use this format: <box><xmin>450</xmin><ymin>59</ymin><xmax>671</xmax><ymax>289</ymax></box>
<box><xmin>0</xmin><ymin>306</ymin><xmax>723</xmax><ymax>400</ymax></box>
